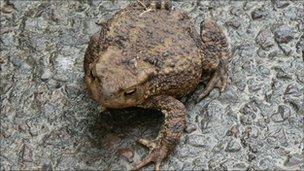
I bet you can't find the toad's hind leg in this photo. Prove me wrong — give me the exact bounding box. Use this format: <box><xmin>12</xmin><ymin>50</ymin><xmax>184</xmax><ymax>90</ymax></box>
<box><xmin>197</xmin><ymin>19</ymin><xmax>230</xmax><ymax>102</ymax></box>
<box><xmin>140</xmin><ymin>0</ymin><xmax>172</xmax><ymax>10</ymax></box>
<box><xmin>133</xmin><ymin>96</ymin><xmax>186</xmax><ymax>171</ymax></box>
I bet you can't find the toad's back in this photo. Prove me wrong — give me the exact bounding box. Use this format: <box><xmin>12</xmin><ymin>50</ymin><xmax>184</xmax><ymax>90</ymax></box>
<box><xmin>105</xmin><ymin>5</ymin><xmax>202</xmax><ymax>97</ymax></box>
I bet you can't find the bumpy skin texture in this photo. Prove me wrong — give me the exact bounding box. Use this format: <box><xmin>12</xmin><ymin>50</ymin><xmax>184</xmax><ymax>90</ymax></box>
<box><xmin>84</xmin><ymin>1</ymin><xmax>230</xmax><ymax>170</ymax></box>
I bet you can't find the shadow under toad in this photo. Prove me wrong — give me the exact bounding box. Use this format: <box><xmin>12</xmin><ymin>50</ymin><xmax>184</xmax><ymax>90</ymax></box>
<box><xmin>88</xmin><ymin>107</ymin><xmax>163</xmax><ymax>152</ymax></box>
<box><xmin>84</xmin><ymin>108</ymin><xmax>164</xmax><ymax>165</ymax></box>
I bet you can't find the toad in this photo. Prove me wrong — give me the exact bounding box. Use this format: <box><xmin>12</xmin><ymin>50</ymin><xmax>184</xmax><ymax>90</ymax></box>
<box><xmin>84</xmin><ymin>0</ymin><xmax>230</xmax><ymax>170</ymax></box>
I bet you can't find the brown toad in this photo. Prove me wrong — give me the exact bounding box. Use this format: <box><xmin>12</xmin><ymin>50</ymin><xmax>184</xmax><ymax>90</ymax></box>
<box><xmin>84</xmin><ymin>0</ymin><xmax>230</xmax><ymax>170</ymax></box>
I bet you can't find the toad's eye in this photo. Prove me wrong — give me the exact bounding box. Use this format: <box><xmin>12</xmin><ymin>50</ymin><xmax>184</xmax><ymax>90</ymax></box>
<box><xmin>124</xmin><ymin>88</ymin><xmax>136</xmax><ymax>96</ymax></box>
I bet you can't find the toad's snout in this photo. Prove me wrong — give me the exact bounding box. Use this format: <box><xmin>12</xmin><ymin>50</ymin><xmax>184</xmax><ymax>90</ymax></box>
<box><xmin>100</xmin><ymin>89</ymin><xmax>115</xmax><ymax>101</ymax></box>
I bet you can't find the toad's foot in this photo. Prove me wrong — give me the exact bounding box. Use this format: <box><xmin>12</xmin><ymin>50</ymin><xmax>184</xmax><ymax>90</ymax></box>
<box><xmin>196</xmin><ymin>61</ymin><xmax>228</xmax><ymax>102</ymax></box>
<box><xmin>132</xmin><ymin>138</ymin><xmax>168</xmax><ymax>171</ymax></box>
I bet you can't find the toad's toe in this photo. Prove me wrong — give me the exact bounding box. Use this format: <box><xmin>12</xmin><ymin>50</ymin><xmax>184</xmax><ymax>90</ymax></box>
<box><xmin>196</xmin><ymin>66</ymin><xmax>228</xmax><ymax>102</ymax></box>
<box><xmin>132</xmin><ymin>138</ymin><xmax>168</xmax><ymax>171</ymax></box>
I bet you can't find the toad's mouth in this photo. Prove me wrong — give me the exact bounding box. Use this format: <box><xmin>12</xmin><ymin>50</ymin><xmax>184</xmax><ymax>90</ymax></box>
<box><xmin>101</xmin><ymin>98</ymin><xmax>138</xmax><ymax>109</ymax></box>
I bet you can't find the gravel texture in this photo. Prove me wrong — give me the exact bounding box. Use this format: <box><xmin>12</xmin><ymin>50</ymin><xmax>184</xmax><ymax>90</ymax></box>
<box><xmin>1</xmin><ymin>0</ymin><xmax>304</xmax><ymax>170</ymax></box>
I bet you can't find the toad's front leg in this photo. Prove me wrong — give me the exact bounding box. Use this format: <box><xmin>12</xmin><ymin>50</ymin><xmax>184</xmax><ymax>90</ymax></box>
<box><xmin>197</xmin><ymin>19</ymin><xmax>230</xmax><ymax>102</ymax></box>
<box><xmin>133</xmin><ymin>96</ymin><xmax>186</xmax><ymax>171</ymax></box>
